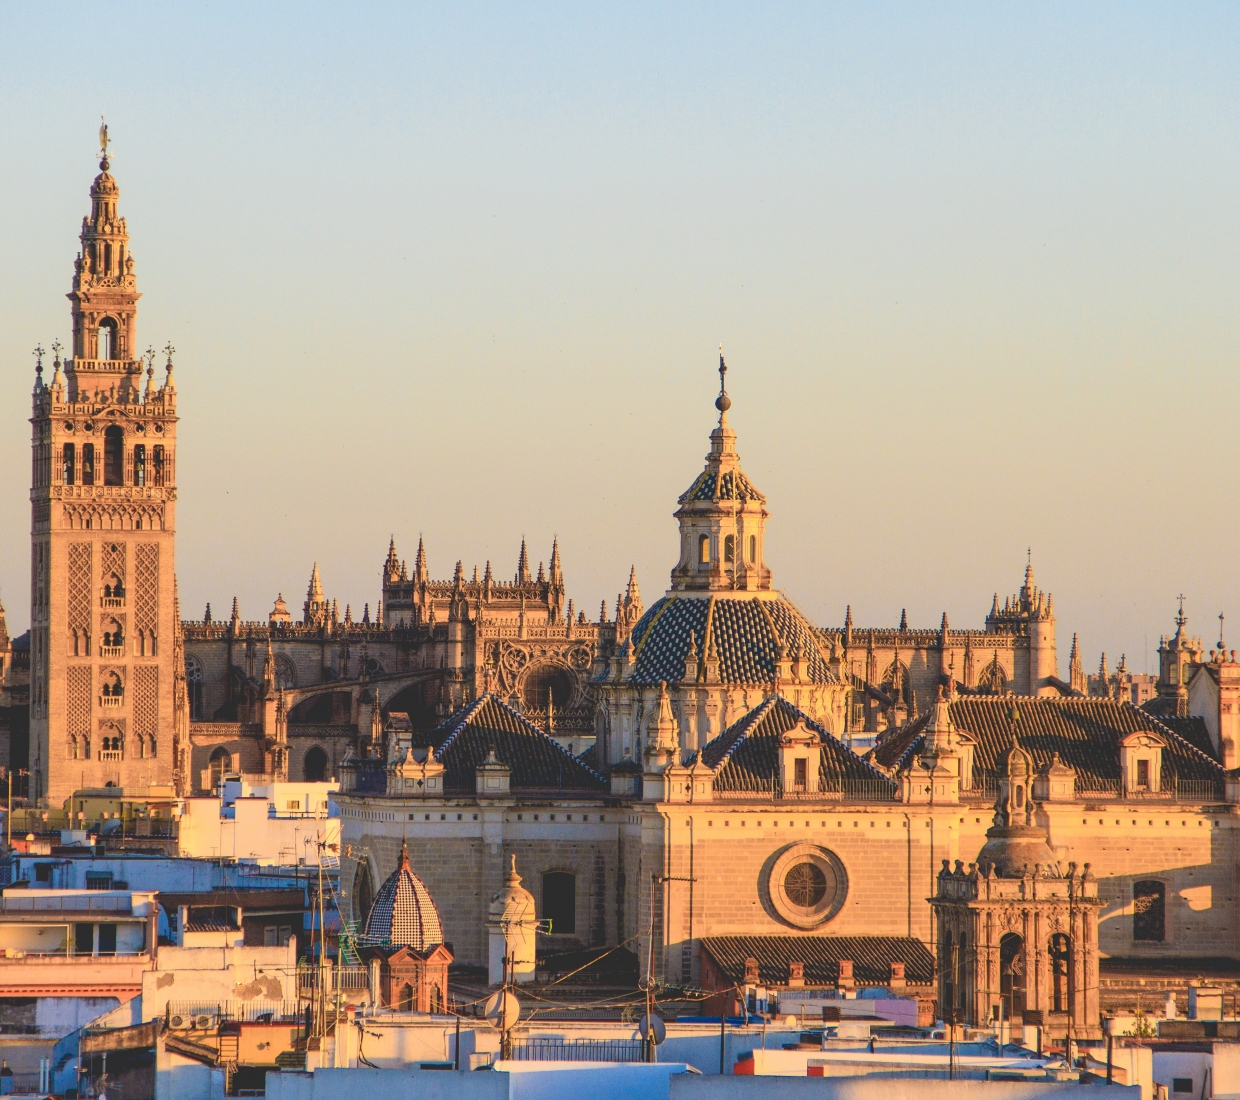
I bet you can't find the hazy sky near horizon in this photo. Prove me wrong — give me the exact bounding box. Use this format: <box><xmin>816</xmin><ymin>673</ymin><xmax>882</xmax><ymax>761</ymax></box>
<box><xmin>2</xmin><ymin>3</ymin><xmax>1239</xmax><ymax>675</ymax></box>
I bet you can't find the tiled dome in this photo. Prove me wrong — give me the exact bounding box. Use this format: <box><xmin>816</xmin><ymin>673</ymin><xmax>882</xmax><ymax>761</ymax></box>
<box><xmin>625</xmin><ymin>593</ymin><xmax>838</xmax><ymax>687</ymax></box>
<box><xmin>360</xmin><ymin>845</ymin><xmax>444</xmax><ymax>950</ymax></box>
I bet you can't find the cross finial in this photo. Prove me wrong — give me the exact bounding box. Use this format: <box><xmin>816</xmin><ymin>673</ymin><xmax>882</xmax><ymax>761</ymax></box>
<box><xmin>1176</xmin><ymin>594</ymin><xmax>1186</xmax><ymax>627</ymax></box>
<box><xmin>163</xmin><ymin>342</ymin><xmax>175</xmax><ymax>366</ymax></box>
<box><xmin>51</xmin><ymin>340</ymin><xmax>62</xmax><ymax>364</ymax></box>
<box><xmin>715</xmin><ymin>345</ymin><xmax>731</xmax><ymax>415</ymax></box>
<box><xmin>32</xmin><ymin>345</ymin><xmax>45</xmax><ymax>371</ymax></box>
<box><xmin>1220</xmin><ymin>611</ymin><xmax>1226</xmax><ymax>651</ymax></box>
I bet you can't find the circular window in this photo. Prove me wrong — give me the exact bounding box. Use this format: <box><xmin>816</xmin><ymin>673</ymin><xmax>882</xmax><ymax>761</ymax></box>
<box><xmin>768</xmin><ymin>844</ymin><xmax>847</xmax><ymax>929</ymax></box>
<box><xmin>784</xmin><ymin>862</ymin><xmax>827</xmax><ymax>907</ymax></box>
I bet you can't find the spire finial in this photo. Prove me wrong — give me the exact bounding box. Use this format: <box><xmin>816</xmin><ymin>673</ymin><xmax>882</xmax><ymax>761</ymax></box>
<box><xmin>715</xmin><ymin>346</ymin><xmax>731</xmax><ymax>416</ymax></box>
<box><xmin>98</xmin><ymin>115</ymin><xmax>109</xmax><ymax>170</ymax></box>
<box><xmin>1220</xmin><ymin>611</ymin><xmax>1226</xmax><ymax>651</ymax></box>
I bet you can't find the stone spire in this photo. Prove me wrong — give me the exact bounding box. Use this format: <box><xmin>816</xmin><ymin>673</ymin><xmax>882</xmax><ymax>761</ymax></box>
<box><xmin>1069</xmin><ymin>633</ymin><xmax>1084</xmax><ymax>693</ymax></box>
<box><xmin>843</xmin><ymin>605</ymin><xmax>853</xmax><ymax>647</ymax></box>
<box><xmin>644</xmin><ymin>681</ymin><xmax>680</xmax><ymax>771</ymax></box>
<box><xmin>516</xmin><ymin>538</ymin><xmax>531</xmax><ymax>585</ymax></box>
<box><xmin>549</xmin><ymin>538</ymin><xmax>563</xmax><ymax>587</ymax></box>
<box><xmin>303</xmin><ymin>563</ymin><xmax>329</xmax><ymax>626</ymax></box>
<box><xmin>384</xmin><ymin>536</ymin><xmax>401</xmax><ymax>583</ymax></box>
<box><xmin>414</xmin><ymin>536</ymin><xmax>429</xmax><ymax>585</ymax></box>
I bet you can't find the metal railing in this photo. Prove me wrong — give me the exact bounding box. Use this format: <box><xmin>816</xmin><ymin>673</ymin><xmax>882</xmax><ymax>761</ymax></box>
<box><xmin>166</xmin><ymin>1000</ymin><xmax>304</xmax><ymax>1023</ymax></box>
<box><xmin>509</xmin><ymin>1038</ymin><xmax>645</xmax><ymax>1063</ymax></box>
<box><xmin>0</xmin><ymin>894</ymin><xmax>132</xmax><ymax>912</ymax></box>
<box><xmin>297</xmin><ymin>965</ymin><xmax>369</xmax><ymax>997</ymax></box>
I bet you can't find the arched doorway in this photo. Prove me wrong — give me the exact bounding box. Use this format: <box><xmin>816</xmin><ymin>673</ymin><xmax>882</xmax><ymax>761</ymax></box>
<box><xmin>999</xmin><ymin>933</ymin><xmax>1025</xmax><ymax>1020</ymax></box>
<box><xmin>303</xmin><ymin>746</ymin><xmax>328</xmax><ymax>783</ymax></box>
<box><xmin>398</xmin><ymin>984</ymin><xmax>413</xmax><ymax>1011</ymax></box>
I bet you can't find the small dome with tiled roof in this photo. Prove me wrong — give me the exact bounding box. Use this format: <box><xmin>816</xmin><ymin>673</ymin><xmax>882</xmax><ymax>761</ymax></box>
<box><xmin>360</xmin><ymin>844</ymin><xmax>444</xmax><ymax>950</ymax></box>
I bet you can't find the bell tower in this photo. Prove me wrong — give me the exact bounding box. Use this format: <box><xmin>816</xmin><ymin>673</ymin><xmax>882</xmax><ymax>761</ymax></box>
<box><xmin>29</xmin><ymin>126</ymin><xmax>181</xmax><ymax>804</ymax></box>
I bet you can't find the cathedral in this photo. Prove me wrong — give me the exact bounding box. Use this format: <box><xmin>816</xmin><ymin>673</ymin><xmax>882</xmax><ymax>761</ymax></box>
<box><xmin>18</xmin><ymin>136</ymin><xmax>1240</xmax><ymax>1007</ymax></box>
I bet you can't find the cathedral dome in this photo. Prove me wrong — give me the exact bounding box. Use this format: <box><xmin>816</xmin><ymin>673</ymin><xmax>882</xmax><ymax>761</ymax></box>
<box><xmin>360</xmin><ymin>845</ymin><xmax>444</xmax><ymax>950</ymax></box>
<box><xmin>627</xmin><ymin>592</ymin><xmax>837</xmax><ymax>687</ymax></box>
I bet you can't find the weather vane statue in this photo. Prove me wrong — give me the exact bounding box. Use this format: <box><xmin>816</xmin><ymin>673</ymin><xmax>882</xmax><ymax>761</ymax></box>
<box><xmin>98</xmin><ymin>115</ymin><xmax>110</xmax><ymax>169</ymax></box>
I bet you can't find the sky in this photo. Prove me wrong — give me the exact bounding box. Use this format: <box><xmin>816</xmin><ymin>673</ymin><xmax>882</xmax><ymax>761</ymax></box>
<box><xmin>1</xmin><ymin>3</ymin><xmax>1239</xmax><ymax>675</ymax></box>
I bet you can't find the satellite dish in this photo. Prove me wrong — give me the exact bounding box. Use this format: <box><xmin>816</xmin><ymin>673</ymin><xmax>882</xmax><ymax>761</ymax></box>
<box><xmin>483</xmin><ymin>990</ymin><xmax>520</xmax><ymax>1032</ymax></box>
<box><xmin>639</xmin><ymin>1014</ymin><xmax>666</xmax><ymax>1045</ymax></box>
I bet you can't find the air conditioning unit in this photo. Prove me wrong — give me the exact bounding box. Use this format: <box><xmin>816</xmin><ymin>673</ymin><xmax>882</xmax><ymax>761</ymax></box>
<box><xmin>168</xmin><ymin>1014</ymin><xmax>190</xmax><ymax>1029</ymax></box>
<box><xmin>195</xmin><ymin>1014</ymin><xmax>215</xmax><ymax>1030</ymax></box>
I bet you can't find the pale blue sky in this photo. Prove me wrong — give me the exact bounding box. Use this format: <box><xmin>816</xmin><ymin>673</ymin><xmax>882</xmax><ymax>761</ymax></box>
<box><xmin>2</xmin><ymin>3</ymin><xmax>1239</xmax><ymax>671</ymax></box>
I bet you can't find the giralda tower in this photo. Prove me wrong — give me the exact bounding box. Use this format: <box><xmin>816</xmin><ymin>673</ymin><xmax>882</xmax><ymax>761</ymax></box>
<box><xmin>29</xmin><ymin>127</ymin><xmax>182</xmax><ymax>804</ymax></box>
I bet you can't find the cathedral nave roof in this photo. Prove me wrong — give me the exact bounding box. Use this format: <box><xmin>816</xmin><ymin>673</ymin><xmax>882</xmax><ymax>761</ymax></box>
<box><xmin>428</xmin><ymin>694</ymin><xmax>606</xmax><ymax>795</ymax></box>
<box><xmin>702</xmin><ymin>696</ymin><xmax>895</xmax><ymax>795</ymax></box>
<box><xmin>868</xmin><ymin>696</ymin><xmax>1226</xmax><ymax>791</ymax></box>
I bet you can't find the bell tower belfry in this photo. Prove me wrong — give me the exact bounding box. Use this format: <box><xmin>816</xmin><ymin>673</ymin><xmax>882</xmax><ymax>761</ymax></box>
<box><xmin>29</xmin><ymin>127</ymin><xmax>181</xmax><ymax>804</ymax></box>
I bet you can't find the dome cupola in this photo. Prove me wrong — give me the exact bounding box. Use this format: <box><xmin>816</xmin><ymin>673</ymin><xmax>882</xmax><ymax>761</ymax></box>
<box><xmin>360</xmin><ymin>844</ymin><xmax>444</xmax><ymax>950</ymax></box>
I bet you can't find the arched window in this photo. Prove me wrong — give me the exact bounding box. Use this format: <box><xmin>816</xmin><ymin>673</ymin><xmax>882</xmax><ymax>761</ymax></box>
<box><xmin>698</xmin><ymin>535</ymin><xmax>710</xmax><ymax>564</ymax></box>
<box><xmin>542</xmin><ymin>871</ymin><xmax>576</xmax><ymax>935</ymax></box>
<box><xmin>1049</xmin><ymin>933</ymin><xmax>1072</xmax><ymax>1013</ymax></box>
<box><xmin>152</xmin><ymin>445</ymin><xmax>165</xmax><ymax>486</ymax></box>
<box><xmin>1134</xmin><ymin>880</ymin><xmax>1165</xmax><ymax>942</ymax></box>
<box><xmin>81</xmin><ymin>443</ymin><xmax>95</xmax><ymax>486</ymax></box>
<box><xmin>101</xmin><ymin>672</ymin><xmax>124</xmax><ymax>699</ymax></box>
<box><xmin>749</xmin><ymin>535</ymin><xmax>756</xmax><ymax>562</ymax></box>
<box><xmin>303</xmin><ymin>746</ymin><xmax>328</xmax><ymax>784</ymax></box>
<box><xmin>398</xmin><ymin>984</ymin><xmax>414</xmax><ymax>1011</ymax></box>
<box><xmin>208</xmin><ymin>746</ymin><xmax>230</xmax><ymax>791</ymax></box>
<box><xmin>998</xmin><ymin>933</ymin><xmax>1025</xmax><ymax>1020</ymax></box>
<box><xmin>104</xmin><ymin>426</ymin><xmax>124</xmax><ymax>486</ymax></box>
<box><xmin>978</xmin><ymin>656</ymin><xmax>1008</xmax><ymax>696</ymax></box>
<box><xmin>101</xmin><ymin>619</ymin><xmax>124</xmax><ymax>652</ymax></box>
<box><xmin>430</xmin><ymin>984</ymin><xmax>443</xmax><ymax>1014</ymax></box>
<box><xmin>98</xmin><ymin>318</ymin><xmax>117</xmax><ymax>360</ymax></box>
<box><xmin>63</xmin><ymin>444</ymin><xmax>76</xmax><ymax>485</ymax></box>
<box><xmin>353</xmin><ymin>859</ymin><xmax>375</xmax><ymax>928</ymax></box>
<box><xmin>724</xmin><ymin>534</ymin><xmax>735</xmax><ymax>564</ymax></box>
<box><xmin>275</xmin><ymin>655</ymin><xmax>297</xmax><ymax>691</ymax></box>
<box><xmin>186</xmin><ymin>657</ymin><xmax>204</xmax><ymax>720</ymax></box>
<box><xmin>133</xmin><ymin>444</ymin><xmax>146</xmax><ymax>486</ymax></box>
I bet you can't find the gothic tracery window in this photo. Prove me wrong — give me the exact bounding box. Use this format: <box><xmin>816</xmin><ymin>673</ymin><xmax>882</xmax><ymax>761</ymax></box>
<box><xmin>186</xmin><ymin>656</ymin><xmax>204</xmax><ymax>720</ymax></box>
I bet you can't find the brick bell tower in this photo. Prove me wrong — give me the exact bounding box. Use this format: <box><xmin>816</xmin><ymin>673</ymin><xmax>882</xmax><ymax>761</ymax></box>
<box><xmin>29</xmin><ymin>124</ymin><xmax>182</xmax><ymax>805</ymax></box>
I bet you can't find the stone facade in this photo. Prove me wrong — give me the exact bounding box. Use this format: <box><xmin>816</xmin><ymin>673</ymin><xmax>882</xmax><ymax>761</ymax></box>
<box><xmin>28</xmin><ymin>131</ymin><xmax>183</xmax><ymax>805</ymax></box>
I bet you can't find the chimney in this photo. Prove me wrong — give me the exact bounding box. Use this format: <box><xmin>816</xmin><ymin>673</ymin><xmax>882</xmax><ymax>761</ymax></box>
<box><xmin>889</xmin><ymin>961</ymin><xmax>906</xmax><ymax>991</ymax></box>
<box><xmin>743</xmin><ymin>957</ymin><xmax>760</xmax><ymax>985</ymax></box>
<box><xmin>788</xmin><ymin>961</ymin><xmax>805</xmax><ymax>988</ymax></box>
<box><xmin>837</xmin><ymin>959</ymin><xmax>855</xmax><ymax>993</ymax></box>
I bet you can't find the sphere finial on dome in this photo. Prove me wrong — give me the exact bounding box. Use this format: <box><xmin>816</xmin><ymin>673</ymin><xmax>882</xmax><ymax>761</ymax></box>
<box><xmin>715</xmin><ymin>346</ymin><xmax>731</xmax><ymax>415</ymax></box>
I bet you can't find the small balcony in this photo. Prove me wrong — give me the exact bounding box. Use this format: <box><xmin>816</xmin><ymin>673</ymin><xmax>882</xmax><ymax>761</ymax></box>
<box><xmin>100</xmin><ymin>597</ymin><xmax>125</xmax><ymax>609</ymax></box>
<box><xmin>99</xmin><ymin>646</ymin><xmax>125</xmax><ymax>659</ymax></box>
<box><xmin>100</xmin><ymin>696</ymin><xmax>123</xmax><ymax>709</ymax></box>
<box><xmin>98</xmin><ymin>751</ymin><xmax>123</xmax><ymax>762</ymax></box>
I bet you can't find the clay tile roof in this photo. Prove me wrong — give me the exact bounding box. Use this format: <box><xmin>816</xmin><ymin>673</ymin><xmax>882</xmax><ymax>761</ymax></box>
<box><xmin>429</xmin><ymin>694</ymin><xmax>606</xmax><ymax>795</ymax></box>
<box><xmin>701</xmin><ymin>935</ymin><xmax>934</xmax><ymax>987</ymax></box>
<box><xmin>1151</xmin><ymin>716</ymin><xmax>1217</xmax><ymax>762</ymax></box>
<box><xmin>869</xmin><ymin>697</ymin><xmax>1225</xmax><ymax>791</ymax></box>
<box><xmin>701</xmin><ymin>696</ymin><xmax>896</xmax><ymax>795</ymax></box>
<box><xmin>867</xmin><ymin>710</ymin><xmax>932</xmax><ymax>772</ymax></box>
<box><xmin>627</xmin><ymin>596</ymin><xmax>836</xmax><ymax>686</ymax></box>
